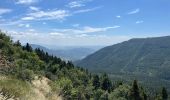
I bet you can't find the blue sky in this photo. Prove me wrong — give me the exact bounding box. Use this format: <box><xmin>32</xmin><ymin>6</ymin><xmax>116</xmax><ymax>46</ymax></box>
<box><xmin>0</xmin><ymin>0</ymin><xmax>170</xmax><ymax>47</ymax></box>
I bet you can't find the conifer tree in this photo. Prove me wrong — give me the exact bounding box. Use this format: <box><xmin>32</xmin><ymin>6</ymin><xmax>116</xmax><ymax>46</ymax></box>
<box><xmin>129</xmin><ymin>80</ymin><xmax>142</xmax><ymax>100</ymax></box>
<box><xmin>23</xmin><ymin>43</ymin><xmax>32</xmax><ymax>52</ymax></box>
<box><xmin>142</xmin><ymin>91</ymin><xmax>147</xmax><ymax>100</ymax></box>
<box><xmin>92</xmin><ymin>74</ymin><xmax>100</xmax><ymax>89</ymax></box>
<box><xmin>101</xmin><ymin>73</ymin><xmax>112</xmax><ymax>92</ymax></box>
<box><xmin>14</xmin><ymin>40</ymin><xmax>21</xmax><ymax>46</ymax></box>
<box><xmin>162</xmin><ymin>87</ymin><xmax>168</xmax><ymax>100</ymax></box>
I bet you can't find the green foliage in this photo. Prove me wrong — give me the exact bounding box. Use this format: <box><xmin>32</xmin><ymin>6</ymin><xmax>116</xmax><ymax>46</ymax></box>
<box><xmin>93</xmin><ymin>89</ymin><xmax>105</xmax><ymax>100</ymax></box>
<box><xmin>17</xmin><ymin>69</ymin><xmax>35</xmax><ymax>81</ymax></box>
<box><xmin>128</xmin><ymin>80</ymin><xmax>142</xmax><ymax>100</ymax></box>
<box><xmin>92</xmin><ymin>74</ymin><xmax>100</xmax><ymax>90</ymax></box>
<box><xmin>0</xmin><ymin>31</ymin><xmax>169</xmax><ymax>100</ymax></box>
<box><xmin>0</xmin><ymin>39</ymin><xmax>5</xmax><ymax>48</ymax></box>
<box><xmin>141</xmin><ymin>91</ymin><xmax>147</xmax><ymax>100</ymax></box>
<box><xmin>23</xmin><ymin>43</ymin><xmax>33</xmax><ymax>52</ymax></box>
<box><xmin>56</xmin><ymin>77</ymin><xmax>73</xmax><ymax>97</ymax></box>
<box><xmin>109</xmin><ymin>85</ymin><xmax>130</xmax><ymax>100</ymax></box>
<box><xmin>100</xmin><ymin>92</ymin><xmax>109</xmax><ymax>100</ymax></box>
<box><xmin>101</xmin><ymin>73</ymin><xmax>113</xmax><ymax>92</ymax></box>
<box><xmin>13</xmin><ymin>40</ymin><xmax>21</xmax><ymax>47</ymax></box>
<box><xmin>77</xmin><ymin>36</ymin><xmax>170</xmax><ymax>91</ymax></box>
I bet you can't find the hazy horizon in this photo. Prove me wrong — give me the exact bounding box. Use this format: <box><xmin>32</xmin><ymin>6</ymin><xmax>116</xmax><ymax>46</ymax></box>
<box><xmin>0</xmin><ymin>0</ymin><xmax>170</xmax><ymax>46</ymax></box>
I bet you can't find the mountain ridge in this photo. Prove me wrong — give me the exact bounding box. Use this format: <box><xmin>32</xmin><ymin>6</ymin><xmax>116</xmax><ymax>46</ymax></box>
<box><xmin>77</xmin><ymin>35</ymin><xmax>170</xmax><ymax>88</ymax></box>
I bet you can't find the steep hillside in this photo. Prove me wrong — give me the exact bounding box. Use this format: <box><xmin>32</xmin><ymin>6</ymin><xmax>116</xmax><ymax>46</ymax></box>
<box><xmin>77</xmin><ymin>36</ymin><xmax>170</xmax><ymax>87</ymax></box>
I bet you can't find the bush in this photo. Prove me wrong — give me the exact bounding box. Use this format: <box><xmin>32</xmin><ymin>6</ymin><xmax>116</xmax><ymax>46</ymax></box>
<box><xmin>17</xmin><ymin>69</ymin><xmax>34</xmax><ymax>81</ymax></box>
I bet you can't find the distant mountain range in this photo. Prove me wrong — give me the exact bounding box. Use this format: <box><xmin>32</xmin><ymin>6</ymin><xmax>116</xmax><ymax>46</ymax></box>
<box><xmin>31</xmin><ymin>44</ymin><xmax>103</xmax><ymax>61</ymax></box>
<box><xmin>76</xmin><ymin>36</ymin><xmax>170</xmax><ymax>89</ymax></box>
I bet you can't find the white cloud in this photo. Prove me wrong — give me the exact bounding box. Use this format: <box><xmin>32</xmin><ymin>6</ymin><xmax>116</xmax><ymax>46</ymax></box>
<box><xmin>50</xmin><ymin>32</ymin><xmax>65</xmax><ymax>36</ymax></box>
<box><xmin>4</xmin><ymin>29</ymin><xmax>130</xmax><ymax>46</ymax></box>
<box><xmin>25</xmin><ymin>24</ymin><xmax>30</xmax><ymax>28</ymax></box>
<box><xmin>29</xmin><ymin>6</ymin><xmax>40</xmax><ymax>11</ymax></box>
<box><xmin>128</xmin><ymin>8</ymin><xmax>140</xmax><ymax>14</ymax></box>
<box><xmin>0</xmin><ymin>20</ymin><xmax>22</xmax><ymax>26</ymax></box>
<box><xmin>116</xmin><ymin>15</ymin><xmax>121</xmax><ymax>18</ymax></box>
<box><xmin>74</xmin><ymin>6</ymin><xmax>102</xmax><ymax>14</ymax></box>
<box><xmin>21</xmin><ymin>9</ymin><xmax>70</xmax><ymax>21</ymax></box>
<box><xmin>79</xmin><ymin>26</ymin><xmax>120</xmax><ymax>33</ymax></box>
<box><xmin>75</xmin><ymin>33</ymin><xmax>88</xmax><ymax>37</ymax></box>
<box><xmin>0</xmin><ymin>8</ymin><xmax>12</xmax><ymax>15</ymax></box>
<box><xmin>21</xmin><ymin>6</ymin><xmax>101</xmax><ymax>21</ymax></box>
<box><xmin>67</xmin><ymin>1</ymin><xmax>85</xmax><ymax>8</ymax></box>
<box><xmin>28</xmin><ymin>29</ymin><xmax>35</xmax><ymax>32</ymax></box>
<box><xmin>136</xmin><ymin>20</ymin><xmax>144</xmax><ymax>24</ymax></box>
<box><xmin>67</xmin><ymin>0</ymin><xmax>93</xmax><ymax>8</ymax></box>
<box><xmin>15</xmin><ymin>0</ymin><xmax>39</xmax><ymax>4</ymax></box>
<box><xmin>18</xmin><ymin>23</ymin><xmax>30</xmax><ymax>28</ymax></box>
<box><xmin>54</xmin><ymin>26</ymin><xmax>120</xmax><ymax>34</ymax></box>
<box><xmin>21</xmin><ymin>17</ymin><xmax>35</xmax><ymax>20</ymax></box>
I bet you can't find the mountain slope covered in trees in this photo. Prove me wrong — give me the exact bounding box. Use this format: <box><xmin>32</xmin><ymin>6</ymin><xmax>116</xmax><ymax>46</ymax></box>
<box><xmin>77</xmin><ymin>36</ymin><xmax>170</xmax><ymax>89</ymax></box>
<box><xmin>0</xmin><ymin>31</ymin><xmax>169</xmax><ymax>100</ymax></box>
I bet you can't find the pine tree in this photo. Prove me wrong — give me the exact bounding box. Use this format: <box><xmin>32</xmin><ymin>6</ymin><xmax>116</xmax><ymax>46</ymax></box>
<box><xmin>14</xmin><ymin>40</ymin><xmax>21</xmax><ymax>46</ymax></box>
<box><xmin>162</xmin><ymin>87</ymin><xmax>168</xmax><ymax>100</ymax></box>
<box><xmin>92</xmin><ymin>74</ymin><xmax>100</xmax><ymax>89</ymax></box>
<box><xmin>129</xmin><ymin>80</ymin><xmax>142</xmax><ymax>100</ymax></box>
<box><xmin>101</xmin><ymin>73</ymin><xmax>112</xmax><ymax>92</ymax></box>
<box><xmin>142</xmin><ymin>91</ymin><xmax>147</xmax><ymax>100</ymax></box>
<box><xmin>24</xmin><ymin>43</ymin><xmax>33</xmax><ymax>52</ymax></box>
<box><xmin>67</xmin><ymin>61</ymin><xmax>74</xmax><ymax>69</ymax></box>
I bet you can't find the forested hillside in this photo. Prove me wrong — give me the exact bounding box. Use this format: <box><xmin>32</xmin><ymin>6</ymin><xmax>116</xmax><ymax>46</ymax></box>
<box><xmin>0</xmin><ymin>31</ymin><xmax>169</xmax><ymax>100</ymax></box>
<box><xmin>77</xmin><ymin>36</ymin><xmax>170</xmax><ymax>91</ymax></box>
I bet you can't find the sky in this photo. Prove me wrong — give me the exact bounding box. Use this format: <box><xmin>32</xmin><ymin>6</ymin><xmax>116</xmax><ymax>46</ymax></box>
<box><xmin>0</xmin><ymin>0</ymin><xmax>170</xmax><ymax>47</ymax></box>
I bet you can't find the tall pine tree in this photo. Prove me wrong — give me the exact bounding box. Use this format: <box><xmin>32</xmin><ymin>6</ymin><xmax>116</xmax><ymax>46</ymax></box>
<box><xmin>92</xmin><ymin>74</ymin><xmax>100</xmax><ymax>90</ymax></box>
<box><xmin>101</xmin><ymin>73</ymin><xmax>112</xmax><ymax>92</ymax></box>
<box><xmin>162</xmin><ymin>87</ymin><xmax>168</xmax><ymax>100</ymax></box>
<box><xmin>128</xmin><ymin>80</ymin><xmax>142</xmax><ymax>100</ymax></box>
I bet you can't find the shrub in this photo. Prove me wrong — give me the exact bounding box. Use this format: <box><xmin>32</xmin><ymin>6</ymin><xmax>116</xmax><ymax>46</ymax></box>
<box><xmin>17</xmin><ymin>69</ymin><xmax>34</xmax><ymax>81</ymax></box>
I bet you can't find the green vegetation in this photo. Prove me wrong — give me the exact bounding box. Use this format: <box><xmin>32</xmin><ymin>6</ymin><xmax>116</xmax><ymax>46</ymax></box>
<box><xmin>0</xmin><ymin>78</ymin><xmax>31</xmax><ymax>99</ymax></box>
<box><xmin>77</xmin><ymin>36</ymin><xmax>170</xmax><ymax>91</ymax></box>
<box><xmin>0</xmin><ymin>31</ymin><xmax>169</xmax><ymax>99</ymax></box>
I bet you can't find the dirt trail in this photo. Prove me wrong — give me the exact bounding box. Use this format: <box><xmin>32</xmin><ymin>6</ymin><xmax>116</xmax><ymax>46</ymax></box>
<box><xmin>0</xmin><ymin>76</ymin><xmax>63</xmax><ymax>100</ymax></box>
<box><xmin>30</xmin><ymin>76</ymin><xmax>63</xmax><ymax>100</ymax></box>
